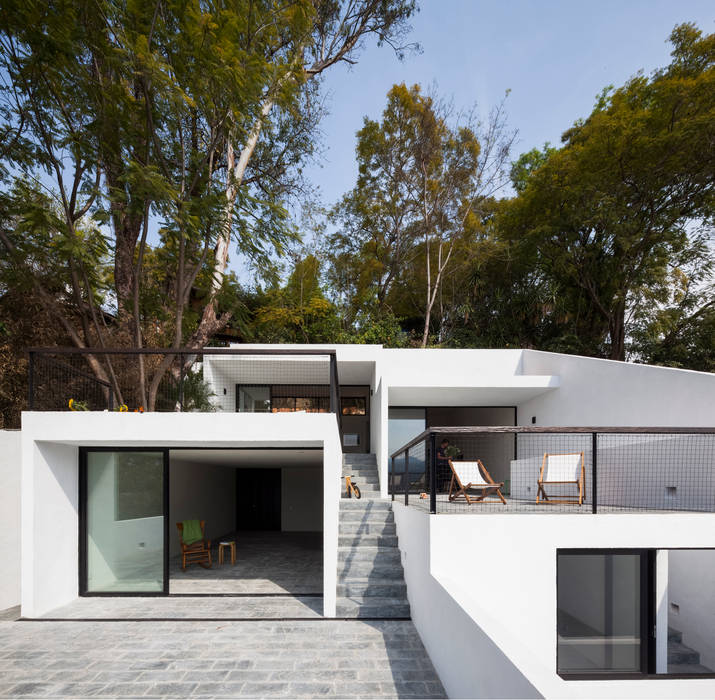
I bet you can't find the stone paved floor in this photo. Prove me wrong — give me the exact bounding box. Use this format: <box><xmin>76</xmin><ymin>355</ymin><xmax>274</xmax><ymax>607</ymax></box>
<box><xmin>38</xmin><ymin>595</ymin><xmax>324</xmax><ymax>620</ymax></box>
<box><xmin>170</xmin><ymin>532</ymin><xmax>322</xmax><ymax>595</ymax></box>
<box><xmin>0</xmin><ymin>619</ymin><xmax>446</xmax><ymax>699</ymax></box>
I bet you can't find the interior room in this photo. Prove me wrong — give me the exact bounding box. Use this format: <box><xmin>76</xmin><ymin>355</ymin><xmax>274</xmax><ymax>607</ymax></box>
<box><xmin>168</xmin><ymin>448</ymin><xmax>324</xmax><ymax>595</ymax></box>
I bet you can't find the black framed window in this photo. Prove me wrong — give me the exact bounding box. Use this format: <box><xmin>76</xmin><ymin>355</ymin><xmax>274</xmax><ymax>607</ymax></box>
<box><xmin>557</xmin><ymin>550</ymin><xmax>649</xmax><ymax>675</ymax></box>
<box><xmin>341</xmin><ymin>397</ymin><xmax>366</xmax><ymax>416</ymax></box>
<box><xmin>80</xmin><ymin>448</ymin><xmax>169</xmax><ymax>596</ymax></box>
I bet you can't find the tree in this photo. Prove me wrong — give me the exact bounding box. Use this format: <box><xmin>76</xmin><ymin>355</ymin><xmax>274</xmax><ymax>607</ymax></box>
<box><xmin>328</xmin><ymin>83</ymin><xmax>516</xmax><ymax>347</ymax></box>
<box><xmin>0</xmin><ymin>0</ymin><xmax>417</xmax><ymax>408</ymax></box>
<box><xmin>251</xmin><ymin>254</ymin><xmax>341</xmax><ymax>343</ymax></box>
<box><xmin>501</xmin><ymin>24</ymin><xmax>714</xmax><ymax>361</ymax></box>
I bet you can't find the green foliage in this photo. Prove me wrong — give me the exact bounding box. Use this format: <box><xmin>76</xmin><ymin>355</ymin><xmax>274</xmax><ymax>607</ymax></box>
<box><xmin>499</xmin><ymin>23</ymin><xmax>714</xmax><ymax>360</ymax></box>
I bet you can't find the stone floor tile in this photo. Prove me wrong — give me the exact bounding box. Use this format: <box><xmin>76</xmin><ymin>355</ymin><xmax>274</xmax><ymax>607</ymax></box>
<box><xmin>192</xmin><ymin>682</ymin><xmax>246</xmax><ymax>697</ymax></box>
<box><xmin>145</xmin><ymin>681</ymin><xmax>198</xmax><ymax>697</ymax></box>
<box><xmin>239</xmin><ymin>681</ymin><xmax>289</xmax><ymax>697</ymax></box>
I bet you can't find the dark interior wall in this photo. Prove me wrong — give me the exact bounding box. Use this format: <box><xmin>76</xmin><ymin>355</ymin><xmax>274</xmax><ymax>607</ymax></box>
<box><xmin>426</xmin><ymin>406</ymin><xmax>515</xmax><ymax>427</ymax></box>
<box><xmin>427</xmin><ymin>407</ymin><xmax>516</xmax><ymax>489</ymax></box>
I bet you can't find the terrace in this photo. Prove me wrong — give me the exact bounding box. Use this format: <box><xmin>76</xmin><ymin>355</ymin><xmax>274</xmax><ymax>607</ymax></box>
<box><xmin>390</xmin><ymin>426</ymin><xmax>715</xmax><ymax>514</ymax></box>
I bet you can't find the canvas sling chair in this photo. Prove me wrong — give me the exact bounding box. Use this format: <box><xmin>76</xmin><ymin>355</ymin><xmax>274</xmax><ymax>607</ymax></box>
<box><xmin>448</xmin><ymin>459</ymin><xmax>507</xmax><ymax>505</ymax></box>
<box><xmin>176</xmin><ymin>520</ymin><xmax>212</xmax><ymax>570</ymax></box>
<box><xmin>536</xmin><ymin>452</ymin><xmax>585</xmax><ymax>505</ymax></box>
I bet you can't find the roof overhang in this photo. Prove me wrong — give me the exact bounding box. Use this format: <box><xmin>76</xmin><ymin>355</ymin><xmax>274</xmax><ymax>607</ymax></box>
<box><xmin>388</xmin><ymin>375</ymin><xmax>559</xmax><ymax>406</ymax></box>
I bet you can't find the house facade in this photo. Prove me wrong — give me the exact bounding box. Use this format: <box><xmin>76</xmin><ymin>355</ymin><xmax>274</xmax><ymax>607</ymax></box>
<box><xmin>3</xmin><ymin>344</ymin><xmax>715</xmax><ymax>698</ymax></box>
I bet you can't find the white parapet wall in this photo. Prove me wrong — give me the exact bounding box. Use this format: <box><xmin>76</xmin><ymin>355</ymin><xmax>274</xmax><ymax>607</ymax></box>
<box><xmin>20</xmin><ymin>411</ymin><xmax>342</xmax><ymax>618</ymax></box>
<box><xmin>0</xmin><ymin>430</ymin><xmax>21</xmax><ymax>612</ymax></box>
<box><xmin>519</xmin><ymin>350</ymin><xmax>715</xmax><ymax>427</ymax></box>
<box><xmin>393</xmin><ymin>504</ymin><xmax>715</xmax><ymax>699</ymax></box>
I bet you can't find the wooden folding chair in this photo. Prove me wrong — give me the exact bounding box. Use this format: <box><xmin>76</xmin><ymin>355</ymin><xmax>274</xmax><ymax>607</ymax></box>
<box><xmin>536</xmin><ymin>452</ymin><xmax>585</xmax><ymax>505</ymax></box>
<box><xmin>176</xmin><ymin>520</ymin><xmax>212</xmax><ymax>570</ymax></box>
<box><xmin>448</xmin><ymin>459</ymin><xmax>507</xmax><ymax>505</ymax></box>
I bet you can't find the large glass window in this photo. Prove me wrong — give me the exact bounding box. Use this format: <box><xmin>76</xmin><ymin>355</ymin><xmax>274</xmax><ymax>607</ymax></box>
<box><xmin>238</xmin><ymin>385</ymin><xmax>271</xmax><ymax>412</ymax></box>
<box><xmin>85</xmin><ymin>451</ymin><xmax>165</xmax><ymax>593</ymax></box>
<box><xmin>666</xmin><ymin>550</ymin><xmax>715</xmax><ymax>674</ymax></box>
<box><xmin>557</xmin><ymin>552</ymin><xmax>644</xmax><ymax>674</ymax></box>
<box><xmin>388</xmin><ymin>408</ymin><xmax>426</xmax><ymax>462</ymax></box>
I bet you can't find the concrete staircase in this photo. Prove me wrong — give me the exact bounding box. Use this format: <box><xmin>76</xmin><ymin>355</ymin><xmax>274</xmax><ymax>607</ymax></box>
<box><xmin>337</xmin><ymin>454</ymin><xmax>410</xmax><ymax>618</ymax></box>
<box><xmin>668</xmin><ymin>627</ymin><xmax>711</xmax><ymax>672</ymax></box>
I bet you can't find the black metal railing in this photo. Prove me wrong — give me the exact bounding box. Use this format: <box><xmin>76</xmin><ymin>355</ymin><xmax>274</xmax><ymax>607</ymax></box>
<box><xmin>27</xmin><ymin>347</ymin><xmax>343</xmax><ymax>431</ymax></box>
<box><xmin>390</xmin><ymin>427</ymin><xmax>715</xmax><ymax>514</ymax></box>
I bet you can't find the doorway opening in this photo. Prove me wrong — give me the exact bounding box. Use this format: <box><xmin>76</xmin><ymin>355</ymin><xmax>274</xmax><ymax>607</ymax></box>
<box><xmin>79</xmin><ymin>447</ymin><xmax>324</xmax><ymax>599</ymax></box>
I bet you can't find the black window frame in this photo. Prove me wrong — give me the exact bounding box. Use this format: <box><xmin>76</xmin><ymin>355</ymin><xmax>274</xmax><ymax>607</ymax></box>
<box><xmin>79</xmin><ymin>446</ymin><xmax>170</xmax><ymax>597</ymax></box>
<box><xmin>558</xmin><ymin>548</ymin><xmax>715</xmax><ymax>681</ymax></box>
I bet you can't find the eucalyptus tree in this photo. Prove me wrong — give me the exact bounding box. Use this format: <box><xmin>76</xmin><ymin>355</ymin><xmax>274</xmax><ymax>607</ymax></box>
<box><xmin>328</xmin><ymin>83</ymin><xmax>515</xmax><ymax>346</ymax></box>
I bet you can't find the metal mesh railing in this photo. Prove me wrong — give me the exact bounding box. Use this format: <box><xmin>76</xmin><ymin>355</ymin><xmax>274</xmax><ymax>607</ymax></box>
<box><xmin>391</xmin><ymin>427</ymin><xmax>715</xmax><ymax>514</ymax></box>
<box><xmin>27</xmin><ymin>348</ymin><xmax>341</xmax><ymax>421</ymax></box>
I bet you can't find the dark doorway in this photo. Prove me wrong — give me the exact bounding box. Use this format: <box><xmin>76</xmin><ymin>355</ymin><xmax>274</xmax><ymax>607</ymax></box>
<box><xmin>236</xmin><ymin>468</ymin><xmax>281</xmax><ymax>530</ymax></box>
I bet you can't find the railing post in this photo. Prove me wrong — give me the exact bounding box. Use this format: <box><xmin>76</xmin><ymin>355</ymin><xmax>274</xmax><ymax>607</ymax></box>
<box><xmin>429</xmin><ymin>433</ymin><xmax>437</xmax><ymax>515</ymax></box>
<box><xmin>404</xmin><ymin>449</ymin><xmax>409</xmax><ymax>507</ymax></box>
<box><xmin>28</xmin><ymin>351</ymin><xmax>35</xmax><ymax>410</ymax></box>
<box><xmin>391</xmin><ymin>456</ymin><xmax>395</xmax><ymax>502</ymax></box>
<box><xmin>592</xmin><ymin>432</ymin><xmax>598</xmax><ymax>514</ymax></box>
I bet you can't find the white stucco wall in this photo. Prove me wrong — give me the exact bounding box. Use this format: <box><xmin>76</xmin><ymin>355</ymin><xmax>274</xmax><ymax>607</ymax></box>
<box><xmin>0</xmin><ymin>430</ymin><xmax>21</xmax><ymax>611</ymax></box>
<box><xmin>372</xmin><ymin>375</ymin><xmax>388</xmax><ymax>496</ymax></box>
<box><xmin>394</xmin><ymin>505</ymin><xmax>715</xmax><ymax>699</ymax></box>
<box><xmin>520</xmin><ymin>351</ymin><xmax>715</xmax><ymax>427</ymax></box>
<box><xmin>21</xmin><ymin>439</ymin><xmax>79</xmax><ymax>617</ymax></box>
<box><xmin>20</xmin><ymin>411</ymin><xmax>341</xmax><ymax>618</ymax></box>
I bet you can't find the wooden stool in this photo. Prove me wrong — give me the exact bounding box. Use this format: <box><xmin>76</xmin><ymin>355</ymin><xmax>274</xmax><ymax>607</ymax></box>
<box><xmin>218</xmin><ymin>540</ymin><xmax>236</xmax><ymax>565</ymax></box>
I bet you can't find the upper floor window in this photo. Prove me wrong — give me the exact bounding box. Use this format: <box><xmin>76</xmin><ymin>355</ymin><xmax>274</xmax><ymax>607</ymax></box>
<box><xmin>341</xmin><ymin>397</ymin><xmax>367</xmax><ymax>416</ymax></box>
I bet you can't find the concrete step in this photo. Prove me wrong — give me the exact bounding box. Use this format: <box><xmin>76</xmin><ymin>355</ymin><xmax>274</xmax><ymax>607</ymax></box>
<box><xmin>339</xmin><ymin>500</ymin><xmax>391</xmax><ymax>510</ymax></box>
<box><xmin>338</xmin><ymin>508</ymin><xmax>395</xmax><ymax>524</ymax></box>
<box><xmin>341</xmin><ymin>494</ymin><xmax>383</xmax><ymax>501</ymax></box>
<box><xmin>668</xmin><ymin>627</ymin><xmax>683</xmax><ymax>644</ymax></box>
<box><xmin>338</xmin><ymin>562</ymin><xmax>405</xmax><ymax>580</ymax></box>
<box><xmin>338</xmin><ymin>534</ymin><xmax>398</xmax><ymax>548</ymax></box>
<box><xmin>341</xmin><ymin>473</ymin><xmax>379</xmax><ymax>483</ymax></box>
<box><xmin>343</xmin><ymin>454</ymin><xmax>377</xmax><ymax>463</ymax></box>
<box><xmin>342</xmin><ymin>473</ymin><xmax>379</xmax><ymax>482</ymax></box>
<box><xmin>341</xmin><ymin>479</ymin><xmax>380</xmax><ymax>493</ymax></box>
<box><xmin>341</xmin><ymin>491</ymin><xmax>382</xmax><ymax>501</ymax></box>
<box><xmin>336</xmin><ymin>596</ymin><xmax>410</xmax><ymax>619</ymax></box>
<box><xmin>668</xmin><ymin>641</ymin><xmax>701</xmax><ymax>666</ymax></box>
<box><xmin>339</xmin><ymin>512</ymin><xmax>394</xmax><ymax>526</ymax></box>
<box><xmin>338</xmin><ymin>547</ymin><xmax>401</xmax><ymax>565</ymax></box>
<box><xmin>339</xmin><ymin>521</ymin><xmax>396</xmax><ymax>536</ymax></box>
<box><xmin>337</xmin><ymin>580</ymin><xmax>407</xmax><ymax>598</ymax></box>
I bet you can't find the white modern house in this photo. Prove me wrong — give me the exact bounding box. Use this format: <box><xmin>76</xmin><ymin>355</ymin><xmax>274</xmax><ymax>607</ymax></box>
<box><xmin>2</xmin><ymin>343</ymin><xmax>715</xmax><ymax>698</ymax></box>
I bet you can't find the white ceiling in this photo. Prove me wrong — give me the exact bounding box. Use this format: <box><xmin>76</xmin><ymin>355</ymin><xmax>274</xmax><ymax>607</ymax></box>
<box><xmin>169</xmin><ymin>448</ymin><xmax>323</xmax><ymax>468</ymax></box>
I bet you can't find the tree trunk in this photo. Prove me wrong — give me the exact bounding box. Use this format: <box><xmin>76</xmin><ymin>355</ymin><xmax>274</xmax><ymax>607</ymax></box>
<box><xmin>609</xmin><ymin>301</ymin><xmax>627</xmax><ymax>361</ymax></box>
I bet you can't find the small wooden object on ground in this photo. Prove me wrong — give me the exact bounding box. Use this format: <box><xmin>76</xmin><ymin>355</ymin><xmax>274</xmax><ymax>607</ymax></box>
<box><xmin>218</xmin><ymin>540</ymin><xmax>236</xmax><ymax>565</ymax></box>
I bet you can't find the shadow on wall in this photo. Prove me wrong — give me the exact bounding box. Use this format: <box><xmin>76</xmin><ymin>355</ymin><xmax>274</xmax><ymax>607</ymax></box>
<box><xmin>427</xmin><ymin>578</ymin><xmax>543</xmax><ymax>699</ymax></box>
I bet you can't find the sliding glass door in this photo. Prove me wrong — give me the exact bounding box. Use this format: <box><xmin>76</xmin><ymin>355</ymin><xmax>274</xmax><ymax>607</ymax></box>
<box><xmin>557</xmin><ymin>551</ymin><xmax>649</xmax><ymax>674</ymax></box>
<box><xmin>81</xmin><ymin>449</ymin><xmax>168</xmax><ymax>594</ymax></box>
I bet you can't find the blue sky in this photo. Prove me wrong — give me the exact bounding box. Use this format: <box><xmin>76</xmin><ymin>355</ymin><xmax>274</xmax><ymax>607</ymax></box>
<box><xmin>301</xmin><ymin>0</ymin><xmax>714</xmax><ymax>211</ymax></box>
